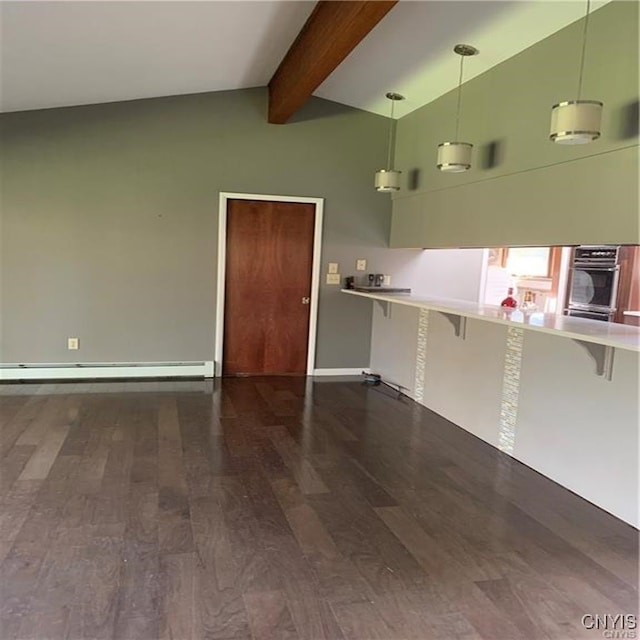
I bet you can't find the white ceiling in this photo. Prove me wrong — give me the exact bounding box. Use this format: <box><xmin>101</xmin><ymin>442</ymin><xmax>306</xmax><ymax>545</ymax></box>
<box><xmin>0</xmin><ymin>0</ymin><xmax>612</xmax><ymax>117</ymax></box>
<box><xmin>0</xmin><ymin>1</ymin><xmax>316</xmax><ymax>113</ymax></box>
<box><xmin>315</xmin><ymin>0</ymin><xmax>612</xmax><ymax>118</ymax></box>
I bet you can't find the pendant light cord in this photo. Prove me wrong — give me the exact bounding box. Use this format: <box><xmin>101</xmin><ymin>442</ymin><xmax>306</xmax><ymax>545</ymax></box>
<box><xmin>454</xmin><ymin>54</ymin><xmax>465</xmax><ymax>140</ymax></box>
<box><xmin>577</xmin><ymin>0</ymin><xmax>591</xmax><ymax>99</ymax></box>
<box><xmin>386</xmin><ymin>98</ymin><xmax>396</xmax><ymax>170</ymax></box>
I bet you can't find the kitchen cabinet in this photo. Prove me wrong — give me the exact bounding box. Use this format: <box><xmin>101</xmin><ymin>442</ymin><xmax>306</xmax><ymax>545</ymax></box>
<box><xmin>623</xmin><ymin>312</ymin><xmax>640</xmax><ymax>327</ymax></box>
<box><xmin>615</xmin><ymin>245</ymin><xmax>640</xmax><ymax>324</ymax></box>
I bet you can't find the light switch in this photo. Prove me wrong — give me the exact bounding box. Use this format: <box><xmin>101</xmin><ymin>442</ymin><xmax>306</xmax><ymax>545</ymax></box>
<box><xmin>328</xmin><ymin>262</ymin><xmax>339</xmax><ymax>274</ymax></box>
<box><xmin>326</xmin><ymin>273</ymin><xmax>341</xmax><ymax>285</ymax></box>
<box><xmin>68</xmin><ymin>337</ymin><xmax>79</xmax><ymax>350</ymax></box>
<box><xmin>356</xmin><ymin>259</ymin><xmax>367</xmax><ymax>271</ymax></box>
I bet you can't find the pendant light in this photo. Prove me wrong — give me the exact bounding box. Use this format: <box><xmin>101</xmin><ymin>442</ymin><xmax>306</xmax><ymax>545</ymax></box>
<box><xmin>550</xmin><ymin>0</ymin><xmax>602</xmax><ymax>144</ymax></box>
<box><xmin>375</xmin><ymin>92</ymin><xmax>404</xmax><ymax>192</ymax></box>
<box><xmin>437</xmin><ymin>44</ymin><xmax>478</xmax><ymax>173</ymax></box>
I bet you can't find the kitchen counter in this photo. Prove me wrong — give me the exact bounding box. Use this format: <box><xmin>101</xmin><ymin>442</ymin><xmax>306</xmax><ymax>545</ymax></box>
<box><xmin>357</xmin><ymin>287</ymin><xmax>639</xmax><ymax>526</ymax></box>
<box><xmin>343</xmin><ymin>289</ymin><xmax>640</xmax><ymax>352</ymax></box>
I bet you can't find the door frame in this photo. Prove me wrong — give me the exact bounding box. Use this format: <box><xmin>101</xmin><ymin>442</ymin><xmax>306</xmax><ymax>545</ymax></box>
<box><xmin>215</xmin><ymin>192</ymin><xmax>324</xmax><ymax>377</ymax></box>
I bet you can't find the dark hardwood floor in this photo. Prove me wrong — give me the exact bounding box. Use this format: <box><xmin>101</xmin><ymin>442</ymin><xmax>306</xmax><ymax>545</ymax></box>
<box><xmin>0</xmin><ymin>377</ymin><xmax>637</xmax><ymax>640</ymax></box>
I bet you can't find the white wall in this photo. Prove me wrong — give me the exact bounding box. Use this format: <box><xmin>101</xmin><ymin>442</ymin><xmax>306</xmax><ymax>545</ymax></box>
<box><xmin>339</xmin><ymin>248</ymin><xmax>486</xmax><ymax>297</ymax></box>
<box><xmin>422</xmin><ymin>314</ymin><xmax>507</xmax><ymax>449</ymax></box>
<box><xmin>515</xmin><ymin>332</ymin><xmax>639</xmax><ymax>526</ymax></box>
<box><xmin>370</xmin><ymin>304</ymin><xmax>419</xmax><ymax>394</ymax></box>
<box><xmin>409</xmin><ymin>249</ymin><xmax>486</xmax><ymax>299</ymax></box>
<box><xmin>370</xmin><ymin>248</ymin><xmax>486</xmax><ymax>392</ymax></box>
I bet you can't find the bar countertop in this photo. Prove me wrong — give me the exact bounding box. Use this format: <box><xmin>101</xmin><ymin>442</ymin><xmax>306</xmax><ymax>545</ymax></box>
<box><xmin>342</xmin><ymin>289</ymin><xmax>640</xmax><ymax>352</ymax></box>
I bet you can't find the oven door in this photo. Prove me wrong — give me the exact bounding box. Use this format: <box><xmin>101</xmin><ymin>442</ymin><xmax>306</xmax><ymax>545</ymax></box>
<box><xmin>568</xmin><ymin>266</ymin><xmax>619</xmax><ymax>310</ymax></box>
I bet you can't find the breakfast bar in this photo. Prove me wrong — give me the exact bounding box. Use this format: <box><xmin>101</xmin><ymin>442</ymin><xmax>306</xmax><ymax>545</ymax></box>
<box><xmin>344</xmin><ymin>288</ymin><xmax>640</xmax><ymax>527</ymax></box>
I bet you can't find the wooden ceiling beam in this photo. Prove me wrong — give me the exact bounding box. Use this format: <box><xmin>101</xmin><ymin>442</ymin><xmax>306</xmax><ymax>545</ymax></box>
<box><xmin>268</xmin><ymin>0</ymin><xmax>398</xmax><ymax>124</ymax></box>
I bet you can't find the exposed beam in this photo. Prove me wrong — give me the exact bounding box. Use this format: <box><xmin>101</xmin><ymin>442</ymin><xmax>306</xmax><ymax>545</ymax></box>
<box><xmin>268</xmin><ymin>0</ymin><xmax>398</xmax><ymax>124</ymax></box>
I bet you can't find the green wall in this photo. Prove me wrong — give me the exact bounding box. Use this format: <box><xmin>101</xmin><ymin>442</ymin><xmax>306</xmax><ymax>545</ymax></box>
<box><xmin>0</xmin><ymin>89</ymin><xmax>391</xmax><ymax>367</ymax></box>
<box><xmin>391</xmin><ymin>0</ymin><xmax>639</xmax><ymax>248</ymax></box>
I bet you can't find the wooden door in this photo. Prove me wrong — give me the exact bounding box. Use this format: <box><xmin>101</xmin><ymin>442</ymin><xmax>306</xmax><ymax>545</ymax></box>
<box><xmin>223</xmin><ymin>199</ymin><xmax>315</xmax><ymax>375</ymax></box>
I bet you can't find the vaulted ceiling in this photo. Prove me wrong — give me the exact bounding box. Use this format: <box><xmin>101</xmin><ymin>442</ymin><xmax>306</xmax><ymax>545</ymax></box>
<box><xmin>0</xmin><ymin>0</ymin><xmax>612</xmax><ymax>118</ymax></box>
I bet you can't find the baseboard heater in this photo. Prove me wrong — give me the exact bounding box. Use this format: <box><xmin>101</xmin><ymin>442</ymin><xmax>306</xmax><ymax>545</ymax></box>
<box><xmin>0</xmin><ymin>361</ymin><xmax>215</xmax><ymax>381</ymax></box>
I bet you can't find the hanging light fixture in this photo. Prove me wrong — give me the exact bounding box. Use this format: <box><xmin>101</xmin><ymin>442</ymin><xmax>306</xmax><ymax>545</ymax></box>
<box><xmin>375</xmin><ymin>92</ymin><xmax>405</xmax><ymax>192</ymax></box>
<box><xmin>437</xmin><ymin>44</ymin><xmax>478</xmax><ymax>173</ymax></box>
<box><xmin>550</xmin><ymin>0</ymin><xmax>602</xmax><ymax>144</ymax></box>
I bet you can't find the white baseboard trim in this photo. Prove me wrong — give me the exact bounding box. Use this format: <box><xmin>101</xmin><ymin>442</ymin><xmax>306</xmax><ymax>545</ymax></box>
<box><xmin>312</xmin><ymin>368</ymin><xmax>370</xmax><ymax>376</ymax></box>
<box><xmin>0</xmin><ymin>361</ymin><xmax>215</xmax><ymax>381</ymax></box>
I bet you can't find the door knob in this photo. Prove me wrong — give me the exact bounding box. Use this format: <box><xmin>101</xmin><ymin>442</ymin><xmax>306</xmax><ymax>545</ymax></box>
<box><xmin>301</xmin><ymin>297</ymin><xmax>310</xmax><ymax>304</ymax></box>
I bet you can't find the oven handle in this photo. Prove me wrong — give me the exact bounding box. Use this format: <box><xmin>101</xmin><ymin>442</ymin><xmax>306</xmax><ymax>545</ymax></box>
<box><xmin>566</xmin><ymin>309</ymin><xmax>613</xmax><ymax>320</ymax></box>
<box><xmin>571</xmin><ymin>264</ymin><xmax>618</xmax><ymax>271</ymax></box>
<box><xmin>568</xmin><ymin>303</ymin><xmax>616</xmax><ymax>312</ymax></box>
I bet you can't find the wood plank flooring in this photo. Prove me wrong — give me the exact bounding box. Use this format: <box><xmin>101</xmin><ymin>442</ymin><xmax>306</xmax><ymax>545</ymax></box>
<box><xmin>0</xmin><ymin>377</ymin><xmax>637</xmax><ymax>640</ymax></box>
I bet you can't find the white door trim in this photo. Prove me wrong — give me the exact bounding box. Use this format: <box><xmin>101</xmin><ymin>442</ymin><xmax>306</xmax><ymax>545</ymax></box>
<box><xmin>215</xmin><ymin>192</ymin><xmax>324</xmax><ymax>377</ymax></box>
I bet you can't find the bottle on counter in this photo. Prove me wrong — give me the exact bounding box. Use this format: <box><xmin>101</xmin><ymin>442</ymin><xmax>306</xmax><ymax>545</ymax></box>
<box><xmin>500</xmin><ymin>287</ymin><xmax>518</xmax><ymax>308</ymax></box>
<box><xmin>522</xmin><ymin>290</ymin><xmax>538</xmax><ymax>311</ymax></box>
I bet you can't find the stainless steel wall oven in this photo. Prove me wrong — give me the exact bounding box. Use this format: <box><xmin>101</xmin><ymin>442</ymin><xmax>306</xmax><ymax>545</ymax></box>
<box><xmin>566</xmin><ymin>246</ymin><xmax>620</xmax><ymax>322</ymax></box>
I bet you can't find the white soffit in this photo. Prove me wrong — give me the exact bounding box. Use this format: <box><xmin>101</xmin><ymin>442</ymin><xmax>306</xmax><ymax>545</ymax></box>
<box><xmin>315</xmin><ymin>0</ymin><xmax>614</xmax><ymax>118</ymax></box>
<box><xmin>0</xmin><ymin>0</ymin><xmax>315</xmax><ymax>113</ymax></box>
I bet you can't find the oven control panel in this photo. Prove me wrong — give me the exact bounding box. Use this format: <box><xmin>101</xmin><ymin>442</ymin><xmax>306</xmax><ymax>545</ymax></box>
<box><xmin>574</xmin><ymin>246</ymin><xmax>619</xmax><ymax>265</ymax></box>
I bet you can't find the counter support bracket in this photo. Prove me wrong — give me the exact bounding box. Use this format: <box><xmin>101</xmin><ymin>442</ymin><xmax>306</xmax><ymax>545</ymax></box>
<box><xmin>438</xmin><ymin>312</ymin><xmax>467</xmax><ymax>339</ymax></box>
<box><xmin>375</xmin><ymin>299</ymin><xmax>391</xmax><ymax>318</ymax></box>
<box><xmin>573</xmin><ymin>340</ymin><xmax>615</xmax><ymax>381</ymax></box>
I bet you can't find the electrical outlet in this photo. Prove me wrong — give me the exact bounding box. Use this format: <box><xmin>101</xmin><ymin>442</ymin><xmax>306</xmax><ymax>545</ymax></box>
<box><xmin>326</xmin><ymin>273</ymin><xmax>341</xmax><ymax>285</ymax></box>
<box><xmin>383</xmin><ymin>275</ymin><xmax>391</xmax><ymax>286</ymax></box>
<box><xmin>356</xmin><ymin>259</ymin><xmax>367</xmax><ymax>271</ymax></box>
<box><xmin>328</xmin><ymin>262</ymin><xmax>339</xmax><ymax>274</ymax></box>
<box><xmin>67</xmin><ymin>337</ymin><xmax>79</xmax><ymax>350</ymax></box>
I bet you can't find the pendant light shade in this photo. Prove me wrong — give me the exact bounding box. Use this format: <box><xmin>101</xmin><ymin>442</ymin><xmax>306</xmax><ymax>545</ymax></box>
<box><xmin>550</xmin><ymin>0</ymin><xmax>602</xmax><ymax>144</ymax></box>
<box><xmin>375</xmin><ymin>169</ymin><xmax>401</xmax><ymax>191</ymax></box>
<box><xmin>375</xmin><ymin>92</ymin><xmax>404</xmax><ymax>192</ymax></box>
<box><xmin>550</xmin><ymin>100</ymin><xmax>603</xmax><ymax>144</ymax></box>
<box><xmin>437</xmin><ymin>44</ymin><xmax>478</xmax><ymax>173</ymax></box>
<box><xmin>437</xmin><ymin>142</ymin><xmax>473</xmax><ymax>172</ymax></box>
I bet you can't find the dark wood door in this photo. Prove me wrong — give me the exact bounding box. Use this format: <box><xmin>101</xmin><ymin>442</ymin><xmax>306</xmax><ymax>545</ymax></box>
<box><xmin>223</xmin><ymin>199</ymin><xmax>315</xmax><ymax>375</ymax></box>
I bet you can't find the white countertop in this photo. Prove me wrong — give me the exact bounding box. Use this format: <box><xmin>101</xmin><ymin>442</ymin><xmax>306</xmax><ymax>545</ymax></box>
<box><xmin>342</xmin><ymin>289</ymin><xmax>640</xmax><ymax>352</ymax></box>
